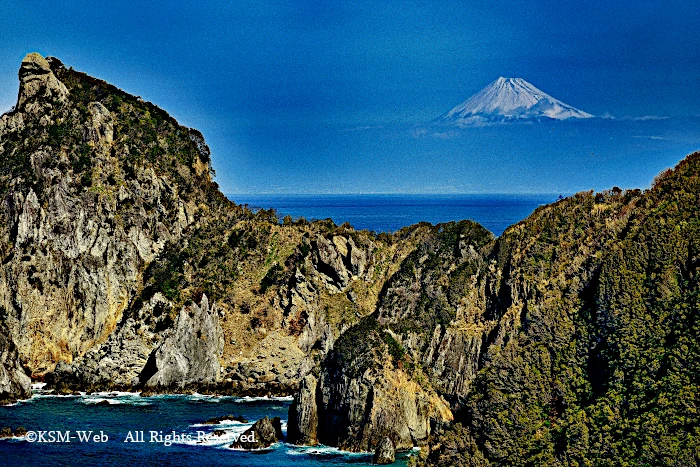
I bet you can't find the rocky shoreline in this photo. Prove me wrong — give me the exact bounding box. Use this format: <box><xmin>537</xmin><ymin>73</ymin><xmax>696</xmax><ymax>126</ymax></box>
<box><xmin>43</xmin><ymin>381</ymin><xmax>298</xmax><ymax>400</ymax></box>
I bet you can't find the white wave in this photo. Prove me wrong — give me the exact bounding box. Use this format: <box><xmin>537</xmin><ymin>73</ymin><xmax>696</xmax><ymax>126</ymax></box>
<box><xmin>89</xmin><ymin>391</ymin><xmax>141</xmax><ymax>397</ymax></box>
<box><xmin>187</xmin><ymin>394</ymin><xmax>223</xmax><ymax>403</ymax></box>
<box><xmin>189</xmin><ymin>419</ymin><xmax>249</xmax><ymax>428</ymax></box>
<box><xmin>228</xmin><ymin>443</ymin><xmax>279</xmax><ymax>452</ymax></box>
<box><xmin>285</xmin><ymin>444</ymin><xmax>372</xmax><ymax>457</ymax></box>
<box><xmin>232</xmin><ymin>395</ymin><xmax>294</xmax><ymax>403</ymax></box>
<box><xmin>83</xmin><ymin>398</ymin><xmax>122</xmax><ymax>405</ymax></box>
<box><xmin>31</xmin><ymin>392</ymin><xmax>80</xmax><ymax>398</ymax></box>
<box><xmin>119</xmin><ymin>393</ymin><xmax>294</xmax><ymax>403</ymax></box>
<box><xmin>176</xmin><ymin>423</ymin><xmax>254</xmax><ymax>449</ymax></box>
<box><xmin>161</xmin><ymin>393</ymin><xmax>295</xmax><ymax>404</ymax></box>
<box><xmin>13</xmin><ymin>390</ymin><xmax>85</xmax><ymax>403</ymax></box>
<box><xmin>81</xmin><ymin>393</ymin><xmax>151</xmax><ymax>406</ymax></box>
<box><xmin>31</xmin><ymin>382</ymin><xmax>47</xmax><ymax>390</ymax></box>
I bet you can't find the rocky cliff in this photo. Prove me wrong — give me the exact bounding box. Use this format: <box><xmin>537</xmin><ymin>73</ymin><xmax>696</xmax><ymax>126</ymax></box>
<box><xmin>0</xmin><ymin>53</ymin><xmax>421</xmax><ymax>399</ymax></box>
<box><xmin>288</xmin><ymin>314</ymin><xmax>453</xmax><ymax>452</ymax></box>
<box><xmin>0</xmin><ymin>53</ymin><xmax>225</xmax><ymax>391</ymax></box>
<box><xmin>288</xmin><ymin>157</ymin><xmax>700</xmax><ymax>465</ymax></box>
<box><xmin>0</xmin><ymin>321</ymin><xmax>31</xmax><ymax>403</ymax></box>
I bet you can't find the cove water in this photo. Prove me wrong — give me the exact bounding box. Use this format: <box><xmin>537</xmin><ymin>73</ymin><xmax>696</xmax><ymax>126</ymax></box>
<box><xmin>0</xmin><ymin>390</ymin><xmax>415</xmax><ymax>466</ymax></box>
<box><xmin>228</xmin><ymin>193</ymin><xmax>560</xmax><ymax>237</ymax></box>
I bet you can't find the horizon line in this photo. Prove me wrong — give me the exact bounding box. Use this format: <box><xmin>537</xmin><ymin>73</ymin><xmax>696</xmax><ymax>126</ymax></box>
<box><xmin>224</xmin><ymin>192</ymin><xmax>573</xmax><ymax>196</ymax></box>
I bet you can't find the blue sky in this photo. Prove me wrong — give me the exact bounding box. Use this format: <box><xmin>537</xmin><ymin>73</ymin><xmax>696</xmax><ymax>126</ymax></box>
<box><xmin>1</xmin><ymin>1</ymin><xmax>700</xmax><ymax>193</ymax></box>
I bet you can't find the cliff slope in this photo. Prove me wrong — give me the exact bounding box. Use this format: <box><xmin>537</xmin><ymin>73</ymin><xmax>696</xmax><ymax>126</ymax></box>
<box><xmin>0</xmin><ymin>54</ymin><xmax>425</xmax><ymax>399</ymax></box>
<box><xmin>291</xmin><ymin>157</ymin><xmax>699</xmax><ymax>465</ymax></box>
<box><xmin>425</xmin><ymin>158</ymin><xmax>700</xmax><ymax>466</ymax></box>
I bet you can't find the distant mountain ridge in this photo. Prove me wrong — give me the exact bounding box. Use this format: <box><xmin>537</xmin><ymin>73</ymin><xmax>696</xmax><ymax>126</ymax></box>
<box><xmin>439</xmin><ymin>77</ymin><xmax>594</xmax><ymax>125</ymax></box>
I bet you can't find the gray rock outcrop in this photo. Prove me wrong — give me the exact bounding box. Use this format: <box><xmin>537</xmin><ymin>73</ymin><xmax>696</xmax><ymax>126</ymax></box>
<box><xmin>230</xmin><ymin>416</ymin><xmax>283</xmax><ymax>450</ymax></box>
<box><xmin>0</xmin><ymin>323</ymin><xmax>31</xmax><ymax>403</ymax></box>
<box><xmin>311</xmin><ymin>234</ymin><xmax>373</xmax><ymax>292</ymax></box>
<box><xmin>16</xmin><ymin>52</ymin><xmax>68</xmax><ymax>110</ymax></box>
<box><xmin>287</xmin><ymin>374</ymin><xmax>319</xmax><ymax>445</ymax></box>
<box><xmin>83</xmin><ymin>102</ymin><xmax>114</xmax><ymax>145</ymax></box>
<box><xmin>142</xmin><ymin>295</ymin><xmax>224</xmax><ymax>387</ymax></box>
<box><xmin>373</xmin><ymin>437</ymin><xmax>396</xmax><ymax>464</ymax></box>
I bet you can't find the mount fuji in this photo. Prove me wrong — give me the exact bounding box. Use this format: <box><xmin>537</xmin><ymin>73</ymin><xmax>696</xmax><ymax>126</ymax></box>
<box><xmin>439</xmin><ymin>77</ymin><xmax>594</xmax><ymax>125</ymax></box>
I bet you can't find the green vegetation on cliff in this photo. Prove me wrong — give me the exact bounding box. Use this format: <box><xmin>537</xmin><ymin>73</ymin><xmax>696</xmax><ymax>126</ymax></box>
<box><xmin>0</xmin><ymin>53</ymin><xmax>426</xmax><ymax>398</ymax></box>
<box><xmin>425</xmin><ymin>155</ymin><xmax>700</xmax><ymax>467</ymax></box>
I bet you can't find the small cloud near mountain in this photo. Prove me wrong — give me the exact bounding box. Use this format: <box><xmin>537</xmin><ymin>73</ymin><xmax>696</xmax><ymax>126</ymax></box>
<box><xmin>601</xmin><ymin>112</ymin><xmax>670</xmax><ymax>121</ymax></box>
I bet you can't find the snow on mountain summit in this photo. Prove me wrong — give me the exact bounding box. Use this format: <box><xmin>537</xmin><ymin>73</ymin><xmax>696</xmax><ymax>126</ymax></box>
<box><xmin>440</xmin><ymin>77</ymin><xmax>593</xmax><ymax>125</ymax></box>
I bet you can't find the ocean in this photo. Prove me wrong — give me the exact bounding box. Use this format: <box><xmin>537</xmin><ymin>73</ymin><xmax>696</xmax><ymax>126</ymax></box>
<box><xmin>0</xmin><ymin>390</ymin><xmax>416</xmax><ymax>466</ymax></box>
<box><xmin>228</xmin><ymin>193</ymin><xmax>560</xmax><ymax>237</ymax></box>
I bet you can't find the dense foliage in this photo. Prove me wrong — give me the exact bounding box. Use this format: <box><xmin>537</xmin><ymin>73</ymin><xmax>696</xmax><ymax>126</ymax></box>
<box><xmin>426</xmin><ymin>154</ymin><xmax>700</xmax><ymax>466</ymax></box>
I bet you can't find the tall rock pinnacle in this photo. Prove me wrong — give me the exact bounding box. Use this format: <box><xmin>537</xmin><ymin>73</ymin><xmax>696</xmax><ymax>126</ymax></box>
<box><xmin>17</xmin><ymin>52</ymin><xmax>68</xmax><ymax>110</ymax></box>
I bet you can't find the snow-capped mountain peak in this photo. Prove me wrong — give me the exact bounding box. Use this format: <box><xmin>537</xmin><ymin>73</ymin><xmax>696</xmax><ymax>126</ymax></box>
<box><xmin>440</xmin><ymin>77</ymin><xmax>593</xmax><ymax>125</ymax></box>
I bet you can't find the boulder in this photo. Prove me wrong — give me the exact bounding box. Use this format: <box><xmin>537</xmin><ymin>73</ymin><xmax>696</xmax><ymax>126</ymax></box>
<box><xmin>373</xmin><ymin>437</ymin><xmax>396</xmax><ymax>464</ymax></box>
<box><xmin>230</xmin><ymin>416</ymin><xmax>283</xmax><ymax>450</ymax></box>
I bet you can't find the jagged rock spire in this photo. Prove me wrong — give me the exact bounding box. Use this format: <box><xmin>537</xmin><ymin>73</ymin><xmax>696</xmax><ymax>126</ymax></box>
<box><xmin>17</xmin><ymin>52</ymin><xmax>68</xmax><ymax>110</ymax></box>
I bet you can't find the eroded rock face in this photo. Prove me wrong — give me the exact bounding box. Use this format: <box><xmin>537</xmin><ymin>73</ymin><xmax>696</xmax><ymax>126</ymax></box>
<box><xmin>47</xmin><ymin>293</ymin><xmax>174</xmax><ymax>388</ymax></box>
<box><xmin>142</xmin><ymin>295</ymin><xmax>224</xmax><ymax>387</ymax></box>
<box><xmin>373</xmin><ymin>437</ymin><xmax>396</xmax><ymax>465</ymax></box>
<box><xmin>0</xmin><ymin>323</ymin><xmax>31</xmax><ymax>403</ymax></box>
<box><xmin>0</xmin><ymin>163</ymin><xmax>197</xmax><ymax>374</ymax></box>
<box><xmin>316</xmin><ymin>350</ymin><xmax>452</xmax><ymax>452</ymax></box>
<box><xmin>17</xmin><ymin>53</ymin><xmax>68</xmax><ymax>110</ymax></box>
<box><xmin>311</xmin><ymin>234</ymin><xmax>373</xmax><ymax>293</ymax></box>
<box><xmin>422</xmin><ymin>325</ymin><xmax>483</xmax><ymax>404</ymax></box>
<box><xmin>293</xmin><ymin>319</ymin><xmax>453</xmax><ymax>453</ymax></box>
<box><xmin>83</xmin><ymin>102</ymin><xmax>114</xmax><ymax>145</ymax></box>
<box><xmin>287</xmin><ymin>374</ymin><xmax>319</xmax><ymax>445</ymax></box>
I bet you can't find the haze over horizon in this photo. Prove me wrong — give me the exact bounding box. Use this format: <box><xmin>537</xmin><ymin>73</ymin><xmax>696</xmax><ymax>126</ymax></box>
<box><xmin>1</xmin><ymin>1</ymin><xmax>700</xmax><ymax>194</ymax></box>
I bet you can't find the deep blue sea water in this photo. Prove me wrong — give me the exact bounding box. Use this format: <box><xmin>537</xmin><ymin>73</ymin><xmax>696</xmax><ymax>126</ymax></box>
<box><xmin>0</xmin><ymin>390</ymin><xmax>415</xmax><ymax>466</ymax></box>
<box><xmin>228</xmin><ymin>194</ymin><xmax>561</xmax><ymax>236</ymax></box>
